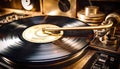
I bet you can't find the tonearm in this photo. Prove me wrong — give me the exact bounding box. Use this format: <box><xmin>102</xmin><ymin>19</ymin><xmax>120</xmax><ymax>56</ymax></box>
<box><xmin>43</xmin><ymin>13</ymin><xmax>120</xmax><ymax>42</ymax></box>
<box><xmin>43</xmin><ymin>20</ymin><xmax>113</xmax><ymax>31</ymax></box>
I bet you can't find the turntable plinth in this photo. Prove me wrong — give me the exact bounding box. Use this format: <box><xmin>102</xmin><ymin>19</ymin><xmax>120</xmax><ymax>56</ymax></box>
<box><xmin>63</xmin><ymin>49</ymin><xmax>96</xmax><ymax>69</ymax></box>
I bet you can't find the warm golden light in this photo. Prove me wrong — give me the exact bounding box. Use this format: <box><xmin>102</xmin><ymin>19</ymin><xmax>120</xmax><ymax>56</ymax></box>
<box><xmin>47</xmin><ymin>10</ymin><xmax>59</xmax><ymax>15</ymax></box>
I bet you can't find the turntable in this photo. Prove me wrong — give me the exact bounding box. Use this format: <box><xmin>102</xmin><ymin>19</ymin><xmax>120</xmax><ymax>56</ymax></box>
<box><xmin>0</xmin><ymin>0</ymin><xmax>120</xmax><ymax>68</ymax></box>
<box><xmin>0</xmin><ymin>11</ymin><xmax>119</xmax><ymax>69</ymax></box>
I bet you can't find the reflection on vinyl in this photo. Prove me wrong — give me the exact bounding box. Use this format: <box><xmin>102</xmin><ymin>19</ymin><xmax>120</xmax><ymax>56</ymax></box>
<box><xmin>0</xmin><ymin>16</ymin><xmax>93</xmax><ymax>66</ymax></box>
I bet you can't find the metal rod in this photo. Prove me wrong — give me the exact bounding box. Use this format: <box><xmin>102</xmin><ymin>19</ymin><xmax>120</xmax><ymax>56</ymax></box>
<box><xmin>44</xmin><ymin>21</ymin><xmax>113</xmax><ymax>31</ymax></box>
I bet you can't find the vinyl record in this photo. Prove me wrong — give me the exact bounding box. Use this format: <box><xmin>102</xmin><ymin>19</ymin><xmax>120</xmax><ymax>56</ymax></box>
<box><xmin>0</xmin><ymin>16</ymin><xmax>94</xmax><ymax>67</ymax></box>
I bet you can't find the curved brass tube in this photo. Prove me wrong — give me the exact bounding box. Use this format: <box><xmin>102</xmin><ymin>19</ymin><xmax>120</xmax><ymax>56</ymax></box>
<box><xmin>43</xmin><ymin>20</ymin><xmax>113</xmax><ymax>31</ymax></box>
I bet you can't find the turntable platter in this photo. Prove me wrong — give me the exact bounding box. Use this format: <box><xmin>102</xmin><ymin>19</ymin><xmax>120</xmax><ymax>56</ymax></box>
<box><xmin>0</xmin><ymin>16</ymin><xmax>94</xmax><ymax>67</ymax></box>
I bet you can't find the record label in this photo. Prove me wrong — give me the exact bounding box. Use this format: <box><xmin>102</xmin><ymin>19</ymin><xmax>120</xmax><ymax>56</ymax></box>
<box><xmin>22</xmin><ymin>24</ymin><xmax>63</xmax><ymax>43</ymax></box>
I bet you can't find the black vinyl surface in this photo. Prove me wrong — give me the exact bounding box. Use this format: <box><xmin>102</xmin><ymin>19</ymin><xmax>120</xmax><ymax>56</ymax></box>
<box><xmin>0</xmin><ymin>16</ymin><xmax>94</xmax><ymax>66</ymax></box>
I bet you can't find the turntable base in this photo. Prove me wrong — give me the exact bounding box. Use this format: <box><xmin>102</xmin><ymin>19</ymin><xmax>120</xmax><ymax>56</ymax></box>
<box><xmin>63</xmin><ymin>49</ymin><xmax>96</xmax><ymax>69</ymax></box>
